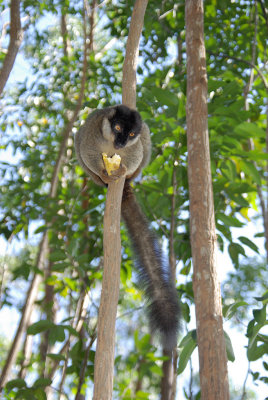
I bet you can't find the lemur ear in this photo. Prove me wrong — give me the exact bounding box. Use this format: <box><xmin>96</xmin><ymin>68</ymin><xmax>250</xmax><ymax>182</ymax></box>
<box><xmin>106</xmin><ymin>107</ymin><xmax>116</xmax><ymax>119</ymax></box>
<box><xmin>102</xmin><ymin>117</ymin><xmax>114</xmax><ymax>141</ymax></box>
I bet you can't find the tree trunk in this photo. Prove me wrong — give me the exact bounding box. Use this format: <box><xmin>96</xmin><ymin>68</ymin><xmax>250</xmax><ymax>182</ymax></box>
<box><xmin>185</xmin><ymin>1</ymin><xmax>229</xmax><ymax>399</ymax></box>
<box><xmin>92</xmin><ymin>177</ymin><xmax>125</xmax><ymax>400</ymax></box>
<box><xmin>0</xmin><ymin>233</ymin><xmax>48</xmax><ymax>389</ymax></box>
<box><xmin>0</xmin><ymin>0</ymin><xmax>24</xmax><ymax>96</ymax></box>
<box><xmin>93</xmin><ymin>1</ymin><xmax>148</xmax><ymax>398</ymax></box>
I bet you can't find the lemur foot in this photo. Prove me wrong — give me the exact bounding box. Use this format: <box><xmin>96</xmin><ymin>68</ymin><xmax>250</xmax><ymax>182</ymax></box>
<box><xmin>100</xmin><ymin>163</ymin><xmax>127</xmax><ymax>184</ymax></box>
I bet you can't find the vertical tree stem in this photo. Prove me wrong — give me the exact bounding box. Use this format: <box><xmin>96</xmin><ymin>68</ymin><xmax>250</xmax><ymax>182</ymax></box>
<box><xmin>185</xmin><ymin>1</ymin><xmax>229</xmax><ymax>399</ymax></box>
<box><xmin>92</xmin><ymin>178</ymin><xmax>125</xmax><ymax>400</ymax></box>
<box><xmin>93</xmin><ymin>1</ymin><xmax>148</xmax><ymax>398</ymax></box>
<box><xmin>122</xmin><ymin>0</ymin><xmax>148</xmax><ymax>109</ymax></box>
<box><xmin>0</xmin><ymin>0</ymin><xmax>24</xmax><ymax>96</ymax></box>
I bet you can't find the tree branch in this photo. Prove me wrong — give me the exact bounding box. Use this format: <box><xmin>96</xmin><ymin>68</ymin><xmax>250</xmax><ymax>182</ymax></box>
<box><xmin>122</xmin><ymin>0</ymin><xmax>148</xmax><ymax>109</ymax></box>
<box><xmin>0</xmin><ymin>0</ymin><xmax>24</xmax><ymax>96</ymax></box>
<box><xmin>0</xmin><ymin>233</ymin><xmax>48</xmax><ymax>389</ymax></box>
<box><xmin>93</xmin><ymin>1</ymin><xmax>148</xmax><ymax>399</ymax></box>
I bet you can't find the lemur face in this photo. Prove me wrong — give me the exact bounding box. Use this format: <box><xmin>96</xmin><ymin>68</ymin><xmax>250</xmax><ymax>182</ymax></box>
<box><xmin>108</xmin><ymin>105</ymin><xmax>142</xmax><ymax>149</ymax></box>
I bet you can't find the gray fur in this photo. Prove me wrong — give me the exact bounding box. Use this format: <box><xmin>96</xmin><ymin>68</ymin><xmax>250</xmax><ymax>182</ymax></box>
<box><xmin>122</xmin><ymin>182</ymin><xmax>180</xmax><ymax>350</ymax></box>
<box><xmin>75</xmin><ymin>106</ymin><xmax>151</xmax><ymax>185</ymax></box>
<box><xmin>75</xmin><ymin>105</ymin><xmax>179</xmax><ymax>350</ymax></box>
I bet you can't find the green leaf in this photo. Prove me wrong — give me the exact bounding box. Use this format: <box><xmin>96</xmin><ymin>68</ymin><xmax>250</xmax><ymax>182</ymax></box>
<box><xmin>34</xmin><ymin>225</ymin><xmax>47</xmax><ymax>234</ymax></box>
<box><xmin>181</xmin><ymin>301</ymin><xmax>191</xmax><ymax>323</ymax></box>
<box><xmin>247</xmin><ymin>340</ymin><xmax>268</xmax><ymax>362</ymax></box>
<box><xmin>224</xmin><ymin>331</ymin><xmax>235</xmax><ymax>362</ymax></box>
<box><xmin>248</xmin><ymin>323</ymin><xmax>267</xmax><ymax>350</ymax></box>
<box><xmin>253</xmin><ymin>306</ymin><xmax>267</xmax><ymax>324</ymax></box>
<box><xmin>178</xmin><ymin>330</ymin><xmax>197</xmax><ymax>374</ymax></box>
<box><xmin>257</xmin><ymin>333</ymin><xmax>268</xmax><ymax>344</ymax></box>
<box><xmin>228</xmin><ymin>242</ymin><xmax>246</xmax><ymax>265</ymax></box>
<box><xmin>33</xmin><ymin>378</ymin><xmax>52</xmax><ymax>388</ymax></box>
<box><xmin>34</xmin><ymin>387</ymin><xmax>47</xmax><ymax>400</ymax></box>
<box><xmin>149</xmin><ymin>364</ymin><xmax>162</xmax><ymax>376</ymax></box>
<box><xmin>48</xmin><ymin>325</ymin><xmax>65</xmax><ymax>344</ymax></box>
<box><xmin>223</xmin><ymin>301</ymin><xmax>248</xmax><ymax>320</ymax></box>
<box><xmin>238</xmin><ymin>236</ymin><xmax>259</xmax><ymax>254</ymax></box>
<box><xmin>27</xmin><ymin>320</ymin><xmax>54</xmax><ymax>335</ymax></box>
<box><xmin>6</xmin><ymin>378</ymin><xmax>27</xmax><ymax>390</ymax></box>
<box><xmin>240</xmin><ymin>160</ymin><xmax>261</xmax><ymax>185</ymax></box>
<box><xmin>217</xmin><ymin>213</ymin><xmax>244</xmax><ymax>227</ymax></box>
<box><xmin>46</xmin><ymin>353</ymin><xmax>66</xmax><ymax>361</ymax></box>
<box><xmin>149</xmin><ymin>87</ymin><xmax>179</xmax><ymax>108</ymax></box>
<box><xmin>234</xmin><ymin>122</ymin><xmax>266</xmax><ymax>138</ymax></box>
<box><xmin>135</xmin><ymin>391</ymin><xmax>151</xmax><ymax>399</ymax></box>
<box><xmin>49</xmin><ymin>250</ymin><xmax>67</xmax><ymax>262</ymax></box>
<box><xmin>255</xmin><ymin>291</ymin><xmax>268</xmax><ymax>302</ymax></box>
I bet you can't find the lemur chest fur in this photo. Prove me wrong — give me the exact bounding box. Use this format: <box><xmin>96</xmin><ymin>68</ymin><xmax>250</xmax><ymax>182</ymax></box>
<box><xmin>101</xmin><ymin>137</ymin><xmax>143</xmax><ymax>175</ymax></box>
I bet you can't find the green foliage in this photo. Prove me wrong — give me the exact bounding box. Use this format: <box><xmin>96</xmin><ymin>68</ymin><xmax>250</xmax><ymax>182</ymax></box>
<box><xmin>247</xmin><ymin>302</ymin><xmax>268</xmax><ymax>362</ymax></box>
<box><xmin>178</xmin><ymin>330</ymin><xmax>197</xmax><ymax>375</ymax></box>
<box><xmin>0</xmin><ymin>0</ymin><xmax>267</xmax><ymax>398</ymax></box>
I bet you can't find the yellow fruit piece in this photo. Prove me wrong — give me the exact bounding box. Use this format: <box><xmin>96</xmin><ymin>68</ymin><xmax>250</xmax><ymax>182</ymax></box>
<box><xmin>102</xmin><ymin>153</ymin><xmax>121</xmax><ymax>176</ymax></box>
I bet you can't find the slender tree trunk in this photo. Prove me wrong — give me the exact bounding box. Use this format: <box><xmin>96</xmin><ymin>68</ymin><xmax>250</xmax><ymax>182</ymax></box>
<box><xmin>122</xmin><ymin>0</ymin><xmax>148</xmax><ymax>109</ymax></box>
<box><xmin>0</xmin><ymin>0</ymin><xmax>24</xmax><ymax>96</ymax></box>
<box><xmin>92</xmin><ymin>178</ymin><xmax>125</xmax><ymax>400</ymax></box>
<box><xmin>93</xmin><ymin>1</ymin><xmax>148</xmax><ymax>399</ymax></box>
<box><xmin>0</xmin><ymin>233</ymin><xmax>48</xmax><ymax>389</ymax></box>
<box><xmin>185</xmin><ymin>1</ymin><xmax>229</xmax><ymax>399</ymax></box>
<box><xmin>161</xmin><ymin>166</ymin><xmax>178</xmax><ymax>400</ymax></box>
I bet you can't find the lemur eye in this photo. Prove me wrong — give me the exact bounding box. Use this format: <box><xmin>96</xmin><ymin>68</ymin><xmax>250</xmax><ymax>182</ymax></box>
<box><xmin>115</xmin><ymin>124</ymin><xmax>121</xmax><ymax>131</ymax></box>
<box><xmin>129</xmin><ymin>132</ymin><xmax>135</xmax><ymax>137</ymax></box>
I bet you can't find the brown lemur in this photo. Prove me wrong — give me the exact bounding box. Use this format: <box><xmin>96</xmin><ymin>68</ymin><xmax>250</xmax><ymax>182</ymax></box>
<box><xmin>75</xmin><ymin>105</ymin><xmax>180</xmax><ymax>350</ymax></box>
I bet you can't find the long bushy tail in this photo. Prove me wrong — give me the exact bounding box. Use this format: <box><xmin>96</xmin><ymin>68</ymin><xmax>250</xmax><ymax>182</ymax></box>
<box><xmin>121</xmin><ymin>182</ymin><xmax>180</xmax><ymax>350</ymax></box>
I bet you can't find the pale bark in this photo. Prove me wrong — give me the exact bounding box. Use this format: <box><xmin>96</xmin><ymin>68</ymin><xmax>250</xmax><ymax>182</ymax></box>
<box><xmin>92</xmin><ymin>178</ymin><xmax>125</xmax><ymax>400</ymax></box>
<box><xmin>0</xmin><ymin>233</ymin><xmax>48</xmax><ymax>389</ymax></box>
<box><xmin>185</xmin><ymin>1</ymin><xmax>229</xmax><ymax>399</ymax></box>
<box><xmin>0</xmin><ymin>0</ymin><xmax>24</xmax><ymax>96</ymax></box>
<box><xmin>161</xmin><ymin>165</ymin><xmax>178</xmax><ymax>400</ymax></box>
<box><xmin>122</xmin><ymin>0</ymin><xmax>148</xmax><ymax>109</ymax></box>
<box><xmin>93</xmin><ymin>1</ymin><xmax>148</xmax><ymax>399</ymax></box>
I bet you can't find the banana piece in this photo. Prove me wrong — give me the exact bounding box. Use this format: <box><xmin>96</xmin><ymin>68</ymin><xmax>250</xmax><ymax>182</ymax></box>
<box><xmin>102</xmin><ymin>153</ymin><xmax>121</xmax><ymax>176</ymax></box>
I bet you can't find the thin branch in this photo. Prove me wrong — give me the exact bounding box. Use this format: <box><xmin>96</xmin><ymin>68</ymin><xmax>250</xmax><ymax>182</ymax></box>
<box><xmin>0</xmin><ymin>233</ymin><xmax>48</xmax><ymax>389</ymax></box>
<box><xmin>170</xmin><ymin>349</ymin><xmax>178</xmax><ymax>400</ymax></box>
<box><xmin>122</xmin><ymin>0</ymin><xmax>149</xmax><ymax>109</ymax></box>
<box><xmin>240</xmin><ymin>361</ymin><xmax>251</xmax><ymax>400</ymax></box>
<box><xmin>18</xmin><ymin>331</ymin><xmax>34</xmax><ymax>379</ymax></box>
<box><xmin>61</xmin><ymin>12</ymin><xmax>71</xmax><ymax>58</ymax></box>
<box><xmin>0</xmin><ymin>0</ymin><xmax>24</xmax><ymax>96</ymax></box>
<box><xmin>75</xmin><ymin>333</ymin><xmax>96</xmax><ymax>400</ymax></box>
<box><xmin>161</xmin><ymin>163</ymin><xmax>178</xmax><ymax>400</ymax></box>
<box><xmin>207</xmin><ymin>50</ymin><xmax>268</xmax><ymax>90</ymax></box>
<box><xmin>93</xmin><ymin>1</ymin><xmax>148</xmax><ymax>399</ymax></box>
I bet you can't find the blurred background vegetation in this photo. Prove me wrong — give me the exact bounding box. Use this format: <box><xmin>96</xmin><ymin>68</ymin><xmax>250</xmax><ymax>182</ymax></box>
<box><xmin>0</xmin><ymin>0</ymin><xmax>267</xmax><ymax>399</ymax></box>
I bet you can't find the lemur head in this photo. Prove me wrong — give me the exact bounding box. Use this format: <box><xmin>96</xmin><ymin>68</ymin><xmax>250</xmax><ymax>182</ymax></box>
<box><xmin>103</xmin><ymin>105</ymin><xmax>142</xmax><ymax>149</ymax></box>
